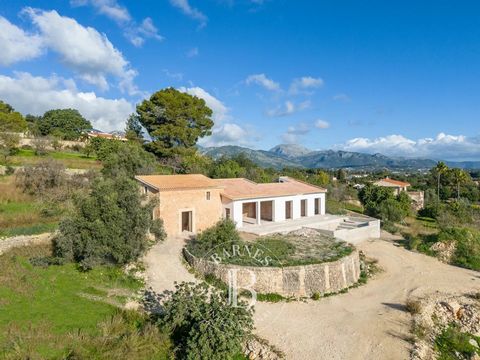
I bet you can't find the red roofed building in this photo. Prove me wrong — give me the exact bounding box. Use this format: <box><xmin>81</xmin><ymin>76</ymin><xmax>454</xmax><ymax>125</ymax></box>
<box><xmin>135</xmin><ymin>174</ymin><xmax>327</xmax><ymax>236</ymax></box>
<box><xmin>373</xmin><ymin>177</ymin><xmax>410</xmax><ymax>195</ymax></box>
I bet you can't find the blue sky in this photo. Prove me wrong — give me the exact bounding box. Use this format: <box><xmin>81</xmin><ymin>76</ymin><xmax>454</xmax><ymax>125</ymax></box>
<box><xmin>1</xmin><ymin>0</ymin><xmax>479</xmax><ymax>160</ymax></box>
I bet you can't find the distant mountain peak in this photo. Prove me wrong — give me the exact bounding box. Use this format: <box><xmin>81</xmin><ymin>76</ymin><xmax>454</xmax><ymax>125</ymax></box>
<box><xmin>269</xmin><ymin>144</ymin><xmax>312</xmax><ymax>158</ymax></box>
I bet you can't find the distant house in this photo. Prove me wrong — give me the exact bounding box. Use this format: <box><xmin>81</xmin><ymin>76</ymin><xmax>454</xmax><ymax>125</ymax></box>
<box><xmin>87</xmin><ymin>130</ymin><xmax>128</xmax><ymax>141</ymax></box>
<box><xmin>373</xmin><ymin>177</ymin><xmax>424</xmax><ymax>210</ymax></box>
<box><xmin>135</xmin><ymin>174</ymin><xmax>327</xmax><ymax>236</ymax></box>
<box><xmin>373</xmin><ymin>177</ymin><xmax>410</xmax><ymax>195</ymax></box>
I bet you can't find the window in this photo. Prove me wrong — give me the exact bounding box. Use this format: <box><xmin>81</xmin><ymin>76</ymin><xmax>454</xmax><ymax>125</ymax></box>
<box><xmin>144</xmin><ymin>186</ymin><xmax>148</xmax><ymax>194</ymax></box>
<box><xmin>206</xmin><ymin>191</ymin><xmax>211</xmax><ymax>200</ymax></box>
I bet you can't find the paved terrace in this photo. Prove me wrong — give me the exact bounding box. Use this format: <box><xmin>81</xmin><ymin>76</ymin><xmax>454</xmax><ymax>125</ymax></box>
<box><xmin>238</xmin><ymin>214</ymin><xmax>346</xmax><ymax>236</ymax></box>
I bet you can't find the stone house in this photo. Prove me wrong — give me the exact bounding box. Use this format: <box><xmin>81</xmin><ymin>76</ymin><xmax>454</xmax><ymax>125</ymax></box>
<box><xmin>373</xmin><ymin>177</ymin><xmax>424</xmax><ymax>210</ymax></box>
<box><xmin>135</xmin><ymin>174</ymin><xmax>327</xmax><ymax>237</ymax></box>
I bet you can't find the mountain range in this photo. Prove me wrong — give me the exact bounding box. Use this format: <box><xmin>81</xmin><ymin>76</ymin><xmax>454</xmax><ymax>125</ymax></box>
<box><xmin>199</xmin><ymin>144</ymin><xmax>480</xmax><ymax>170</ymax></box>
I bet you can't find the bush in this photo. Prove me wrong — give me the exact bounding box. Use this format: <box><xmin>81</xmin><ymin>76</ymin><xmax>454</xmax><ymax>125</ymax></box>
<box><xmin>158</xmin><ymin>282</ymin><xmax>253</xmax><ymax>360</ymax></box>
<box><xmin>15</xmin><ymin>159</ymin><xmax>66</xmax><ymax>195</ymax></box>
<box><xmin>101</xmin><ymin>142</ymin><xmax>157</xmax><ymax>179</ymax></box>
<box><xmin>53</xmin><ymin>176</ymin><xmax>165</xmax><ymax>270</ymax></box>
<box><xmin>439</xmin><ymin>228</ymin><xmax>480</xmax><ymax>271</ymax></box>
<box><xmin>434</xmin><ymin>324</ymin><xmax>480</xmax><ymax>359</ymax></box>
<box><xmin>382</xmin><ymin>221</ymin><xmax>399</xmax><ymax>234</ymax></box>
<box><xmin>31</xmin><ymin>137</ymin><xmax>50</xmax><ymax>155</ymax></box>
<box><xmin>187</xmin><ymin>218</ymin><xmax>241</xmax><ymax>257</ymax></box>
<box><xmin>5</xmin><ymin>165</ymin><xmax>15</xmax><ymax>175</ymax></box>
<box><xmin>406</xmin><ymin>299</ymin><xmax>422</xmax><ymax>314</ymax></box>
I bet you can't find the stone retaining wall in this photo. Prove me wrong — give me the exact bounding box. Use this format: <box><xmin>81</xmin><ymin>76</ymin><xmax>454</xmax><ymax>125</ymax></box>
<box><xmin>184</xmin><ymin>248</ymin><xmax>360</xmax><ymax>298</ymax></box>
<box><xmin>0</xmin><ymin>233</ymin><xmax>53</xmax><ymax>256</ymax></box>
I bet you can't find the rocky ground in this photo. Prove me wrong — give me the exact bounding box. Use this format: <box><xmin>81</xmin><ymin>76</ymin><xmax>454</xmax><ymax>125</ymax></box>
<box><xmin>410</xmin><ymin>293</ymin><xmax>480</xmax><ymax>360</ymax></box>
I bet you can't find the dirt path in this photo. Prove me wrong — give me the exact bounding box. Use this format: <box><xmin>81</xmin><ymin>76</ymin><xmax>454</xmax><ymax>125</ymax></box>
<box><xmin>144</xmin><ymin>235</ymin><xmax>196</xmax><ymax>293</ymax></box>
<box><xmin>144</xmin><ymin>233</ymin><xmax>479</xmax><ymax>360</ymax></box>
<box><xmin>254</xmin><ymin>235</ymin><xmax>479</xmax><ymax>360</ymax></box>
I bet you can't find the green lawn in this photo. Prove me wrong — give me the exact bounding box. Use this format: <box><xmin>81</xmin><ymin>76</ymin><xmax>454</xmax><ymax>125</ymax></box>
<box><xmin>1</xmin><ymin>149</ymin><xmax>101</xmax><ymax>169</ymax></box>
<box><xmin>0</xmin><ymin>245</ymin><xmax>173</xmax><ymax>359</ymax></box>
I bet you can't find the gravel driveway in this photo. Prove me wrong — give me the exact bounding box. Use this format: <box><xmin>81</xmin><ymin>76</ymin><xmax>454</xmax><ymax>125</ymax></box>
<box><xmin>144</xmin><ymin>232</ymin><xmax>479</xmax><ymax>360</ymax></box>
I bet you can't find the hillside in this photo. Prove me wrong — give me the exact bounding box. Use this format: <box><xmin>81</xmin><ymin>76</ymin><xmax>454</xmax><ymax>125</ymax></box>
<box><xmin>200</xmin><ymin>144</ymin><xmax>477</xmax><ymax>170</ymax></box>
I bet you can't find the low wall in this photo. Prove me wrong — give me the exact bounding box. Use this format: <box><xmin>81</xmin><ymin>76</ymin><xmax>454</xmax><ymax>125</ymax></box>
<box><xmin>184</xmin><ymin>248</ymin><xmax>361</xmax><ymax>298</ymax></box>
<box><xmin>315</xmin><ymin>217</ymin><xmax>380</xmax><ymax>244</ymax></box>
<box><xmin>334</xmin><ymin>219</ymin><xmax>381</xmax><ymax>244</ymax></box>
<box><xmin>0</xmin><ymin>233</ymin><xmax>53</xmax><ymax>256</ymax></box>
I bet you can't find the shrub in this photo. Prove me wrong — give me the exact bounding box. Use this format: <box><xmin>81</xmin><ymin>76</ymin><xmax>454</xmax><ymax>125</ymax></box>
<box><xmin>101</xmin><ymin>142</ymin><xmax>157</xmax><ymax>179</ymax></box>
<box><xmin>5</xmin><ymin>165</ymin><xmax>15</xmax><ymax>175</ymax></box>
<box><xmin>31</xmin><ymin>137</ymin><xmax>50</xmax><ymax>155</ymax></box>
<box><xmin>406</xmin><ymin>299</ymin><xmax>422</xmax><ymax>314</ymax></box>
<box><xmin>15</xmin><ymin>159</ymin><xmax>66</xmax><ymax>195</ymax></box>
<box><xmin>311</xmin><ymin>292</ymin><xmax>321</xmax><ymax>300</ymax></box>
<box><xmin>188</xmin><ymin>218</ymin><xmax>241</xmax><ymax>257</ymax></box>
<box><xmin>382</xmin><ymin>221</ymin><xmax>399</xmax><ymax>234</ymax></box>
<box><xmin>326</xmin><ymin>199</ymin><xmax>346</xmax><ymax>215</ymax></box>
<box><xmin>440</xmin><ymin>228</ymin><xmax>480</xmax><ymax>271</ymax></box>
<box><xmin>158</xmin><ymin>282</ymin><xmax>253</xmax><ymax>360</ymax></box>
<box><xmin>434</xmin><ymin>324</ymin><xmax>480</xmax><ymax>359</ymax></box>
<box><xmin>53</xmin><ymin>176</ymin><xmax>165</xmax><ymax>270</ymax></box>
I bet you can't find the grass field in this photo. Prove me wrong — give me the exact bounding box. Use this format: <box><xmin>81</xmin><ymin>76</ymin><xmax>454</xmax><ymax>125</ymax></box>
<box><xmin>0</xmin><ymin>176</ymin><xmax>59</xmax><ymax>238</ymax></box>
<box><xmin>1</xmin><ymin>149</ymin><xmax>101</xmax><ymax>169</ymax></box>
<box><xmin>0</xmin><ymin>245</ymin><xmax>172</xmax><ymax>359</ymax></box>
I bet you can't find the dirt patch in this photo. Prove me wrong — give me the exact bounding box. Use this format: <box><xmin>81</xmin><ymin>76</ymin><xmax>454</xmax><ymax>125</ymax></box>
<box><xmin>409</xmin><ymin>292</ymin><xmax>480</xmax><ymax>360</ymax></box>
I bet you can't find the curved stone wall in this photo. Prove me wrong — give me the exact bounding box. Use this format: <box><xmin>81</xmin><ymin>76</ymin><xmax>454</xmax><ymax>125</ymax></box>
<box><xmin>183</xmin><ymin>248</ymin><xmax>360</xmax><ymax>298</ymax></box>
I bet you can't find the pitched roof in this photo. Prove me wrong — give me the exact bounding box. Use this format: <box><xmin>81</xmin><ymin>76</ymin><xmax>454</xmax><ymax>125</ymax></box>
<box><xmin>135</xmin><ymin>174</ymin><xmax>222</xmax><ymax>191</ymax></box>
<box><xmin>375</xmin><ymin>178</ymin><xmax>411</xmax><ymax>187</ymax></box>
<box><xmin>214</xmin><ymin>176</ymin><xmax>326</xmax><ymax>200</ymax></box>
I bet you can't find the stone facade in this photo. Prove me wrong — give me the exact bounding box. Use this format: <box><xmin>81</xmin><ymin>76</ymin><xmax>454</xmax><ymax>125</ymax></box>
<box><xmin>408</xmin><ymin>191</ymin><xmax>425</xmax><ymax>211</ymax></box>
<box><xmin>143</xmin><ymin>186</ymin><xmax>224</xmax><ymax>237</ymax></box>
<box><xmin>184</xmin><ymin>248</ymin><xmax>361</xmax><ymax>298</ymax></box>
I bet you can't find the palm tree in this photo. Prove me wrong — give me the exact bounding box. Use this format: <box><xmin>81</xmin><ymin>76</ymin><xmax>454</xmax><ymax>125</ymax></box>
<box><xmin>450</xmin><ymin>168</ymin><xmax>469</xmax><ymax>200</ymax></box>
<box><xmin>434</xmin><ymin>161</ymin><xmax>448</xmax><ymax>201</ymax></box>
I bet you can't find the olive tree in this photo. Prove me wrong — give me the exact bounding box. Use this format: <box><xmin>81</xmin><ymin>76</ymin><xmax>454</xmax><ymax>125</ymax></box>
<box><xmin>54</xmin><ymin>176</ymin><xmax>166</xmax><ymax>270</ymax></box>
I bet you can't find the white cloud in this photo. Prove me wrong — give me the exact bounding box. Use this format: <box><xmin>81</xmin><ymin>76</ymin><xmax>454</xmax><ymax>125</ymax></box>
<box><xmin>163</xmin><ymin>69</ymin><xmax>184</xmax><ymax>81</ymax></box>
<box><xmin>315</xmin><ymin>119</ymin><xmax>330</xmax><ymax>129</ymax></box>
<box><xmin>245</xmin><ymin>73</ymin><xmax>280</xmax><ymax>91</ymax></box>
<box><xmin>339</xmin><ymin>133</ymin><xmax>480</xmax><ymax>160</ymax></box>
<box><xmin>0</xmin><ymin>16</ymin><xmax>44</xmax><ymax>66</ymax></box>
<box><xmin>333</xmin><ymin>93</ymin><xmax>350</xmax><ymax>102</ymax></box>
<box><xmin>23</xmin><ymin>8</ymin><xmax>139</xmax><ymax>94</ymax></box>
<box><xmin>71</xmin><ymin>0</ymin><xmax>163</xmax><ymax>46</ymax></box>
<box><xmin>179</xmin><ymin>86</ymin><xmax>230</xmax><ymax>122</ymax></box>
<box><xmin>289</xmin><ymin>76</ymin><xmax>324</xmax><ymax>94</ymax></box>
<box><xmin>186</xmin><ymin>47</ymin><xmax>199</xmax><ymax>58</ymax></box>
<box><xmin>71</xmin><ymin>0</ymin><xmax>131</xmax><ymax>23</ymax></box>
<box><xmin>199</xmin><ymin>123</ymin><xmax>251</xmax><ymax>147</ymax></box>
<box><xmin>266</xmin><ymin>100</ymin><xmax>310</xmax><ymax>117</ymax></box>
<box><xmin>179</xmin><ymin>86</ymin><xmax>255</xmax><ymax>147</ymax></box>
<box><xmin>169</xmin><ymin>0</ymin><xmax>207</xmax><ymax>27</ymax></box>
<box><xmin>0</xmin><ymin>72</ymin><xmax>133</xmax><ymax>131</ymax></box>
<box><xmin>281</xmin><ymin>122</ymin><xmax>310</xmax><ymax>144</ymax></box>
<box><xmin>124</xmin><ymin>17</ymin><xmax>164</xmax><ymax>47</ymax></box>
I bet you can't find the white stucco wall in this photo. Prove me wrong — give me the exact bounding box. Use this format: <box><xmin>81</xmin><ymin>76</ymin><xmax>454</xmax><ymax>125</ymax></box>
<box><xmin>224</xmin><ymin>193</ymin><xmax>326</xmax><ymax>228</ymax></box>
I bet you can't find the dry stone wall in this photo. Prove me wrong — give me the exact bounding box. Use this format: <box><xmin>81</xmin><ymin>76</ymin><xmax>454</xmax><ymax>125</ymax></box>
<box><xmin>184</xmin><ymin>248</ymin><xmax>360</xmax><ymax>297</ymax></box>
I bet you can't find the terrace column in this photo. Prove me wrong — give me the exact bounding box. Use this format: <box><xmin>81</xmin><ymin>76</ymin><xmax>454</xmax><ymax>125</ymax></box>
<box><xmin>256</xmin><ymin>201</ymin><xmax>261</xmax><ymax>225</ymax></box>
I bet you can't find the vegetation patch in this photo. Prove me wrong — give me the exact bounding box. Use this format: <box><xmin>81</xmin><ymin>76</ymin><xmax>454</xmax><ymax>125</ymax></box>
<box><xmin>434</xmin><ymin>324</ymin><xmax>480</xmax><ymax>360</ymax></box>
<box><xmin>0</xmin><ymin>245</ymin><xmax>172</xmax><ymax>359</ymax></box>
<box><xmin>187</xmin><ymin>219</ymin><xmax>354</xmax><ymax>267</ymax></box>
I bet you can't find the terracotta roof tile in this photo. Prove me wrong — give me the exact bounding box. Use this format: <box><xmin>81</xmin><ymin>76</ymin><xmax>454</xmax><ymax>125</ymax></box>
<box><xmin>375</xmin><ymin>178</ymin><xmax>411</xmax><ymax>187</ymax></box>
<box><xmin>135</xmin><ymin>174</ymin><xmax>222</xmax><ymax>191</ymax></box>
<box><xmin>213</xmin><ymin>176</ymin><xmax>326</xmax><ymax>200</ymax></box>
